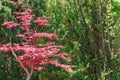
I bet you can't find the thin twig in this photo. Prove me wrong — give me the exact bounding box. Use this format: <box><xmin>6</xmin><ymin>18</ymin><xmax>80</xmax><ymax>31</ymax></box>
<box><xmin>9</xmin><ymin>43</ymin><xmax>30</xmax><ymax>75</ymax></box>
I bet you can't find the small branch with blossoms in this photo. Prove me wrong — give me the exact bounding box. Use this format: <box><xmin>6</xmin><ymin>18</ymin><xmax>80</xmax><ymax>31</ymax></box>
<box><xmin>0</xmin><ymin>1</ymin><xmax>74</xmax><ymax>80</ymax></box>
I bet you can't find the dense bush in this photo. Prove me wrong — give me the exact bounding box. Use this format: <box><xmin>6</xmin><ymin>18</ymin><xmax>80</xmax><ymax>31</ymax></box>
<box><xmin>0</xmin><ymin>0</ymin><xmax>120</xmax><ymax>80</ymax></box>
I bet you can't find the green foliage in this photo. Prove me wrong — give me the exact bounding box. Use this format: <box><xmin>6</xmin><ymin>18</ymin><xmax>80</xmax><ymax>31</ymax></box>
<box><xmin>112</xmin><ymin>0</ymin><xmax>120</xmax><ymax>12</ymax></box>
<box><xmin>0</xmin><ymin>0</ymin><xmax>120</xmax><ymax>80</ymax></box>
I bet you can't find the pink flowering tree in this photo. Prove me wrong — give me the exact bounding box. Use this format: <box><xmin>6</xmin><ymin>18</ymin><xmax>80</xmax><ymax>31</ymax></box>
<box><xmin>0</xmin><ymin>1</ymin><xmax>73</xmax><ymax>80</ymax></box>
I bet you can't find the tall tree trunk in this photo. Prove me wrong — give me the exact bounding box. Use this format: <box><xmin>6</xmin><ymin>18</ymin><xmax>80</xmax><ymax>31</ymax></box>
<box><xmin>77</xmin><ymin>0</ymin><xmax>91</xmax><ymax>55</ymax></box>
<box><xmin>91</xmin><ymin>0</ymin><xmax>103</xmax><ymax>79</ymax></box>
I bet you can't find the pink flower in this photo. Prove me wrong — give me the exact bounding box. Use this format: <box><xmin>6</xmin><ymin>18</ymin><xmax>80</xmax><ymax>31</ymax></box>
<box><xmin>33</xmin><ymin>66</ymin><xmax>46</xmax><ymax>70</ymax></box>
<box><xmin>57</xmin><ymin>53</ymin><xmax>71</xmax><ymax>61</ymax></box>
<box><xmin>46</xmin><ymin>42</ymin><xmax>54</xmax><ymax>46</ymax></box>
<box><xmin>59</xmin><ymin>64</ymin><xmax>73</xmax><ymax>72</ymax></box>
<box><xmin>0</xmin><ymin>43</ymin><xmax>10</xmax><ymax>52</ymax></box>
<box><xmin>34</xmin><ymin>17</ymin><xmax>50</xmax><ymax>27</ymax></box>
<box><xmin>33</xmin><ymin>33</ymin><xmax>58</xmax><ymax>40</ymax></box>
<box><xmin>16</xmin><ymin>34</ymin><xmax>26</xmax><ymax>38</ymax></box>
<box><xmin>2</xmin><ymin>21</ymin><xmax>18</xmax><ymax>29</ymax></box>
<box><xmin>14</xmin><ymin>10</ymin><xmax>33</xmax><ymax>31</ymax></box>
<box><xmin>11</xmin><ymin>1</ymin><xmax>22</xmax><ymax>6</ymax></box>
<box><xmin>48</xmin><ymin>60</ymin><xmax>73</xmax><ymax>72</ymax></box>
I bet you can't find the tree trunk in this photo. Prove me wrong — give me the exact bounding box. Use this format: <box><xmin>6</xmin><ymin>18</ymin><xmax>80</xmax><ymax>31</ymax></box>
<box><xmin>91</xmin><ymin>0</ymin><xmax>103</xmax><ymax>79</ymax></box>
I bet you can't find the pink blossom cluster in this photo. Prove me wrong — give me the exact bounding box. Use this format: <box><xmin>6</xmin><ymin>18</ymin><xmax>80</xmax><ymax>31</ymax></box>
<box><xmin>2</xmin><ymin>9</ymin><xmax>50</xmax><ymax>30</ymax></box>
<box><xmin>34</xmin><ymin>17</ymin><xmax>50</xmax><ymax>27</ymax></box>
<box><xmin>33</xmin><ymin>33</ymin><xmax>58</xmax><ymax>40</ymax></box>
<box><xmin>2</xmin><ymin>21</ymin><xmax>18</xmax><ymax>29</ymax></box>
<box><xmin>16</xmin><ymin>31</ymin><xmax>58</xmax><ymax>44</ymax></box>
<box><xmin>0</xmin><ymin>43</ymin><xmax>11</xmax><ymax>52</ymax></box>
<box><xmin>11</xmin><ymin>1</ymin><xmax>22</xmax><ymax>6</ymax></box>
<box><xmin>13</xmin><ymin>9</ymin><xmax>33</xmax><ymax>31</ymax></box>
<box><xmin>0</xmin><ymin>43</ymin><xmax>72</xmax><ymax>72</ymax></box>
<box><xmin>0</xmin><ymin>1</ymin><xmax>73</xmax><ymax>73</ymax></box>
